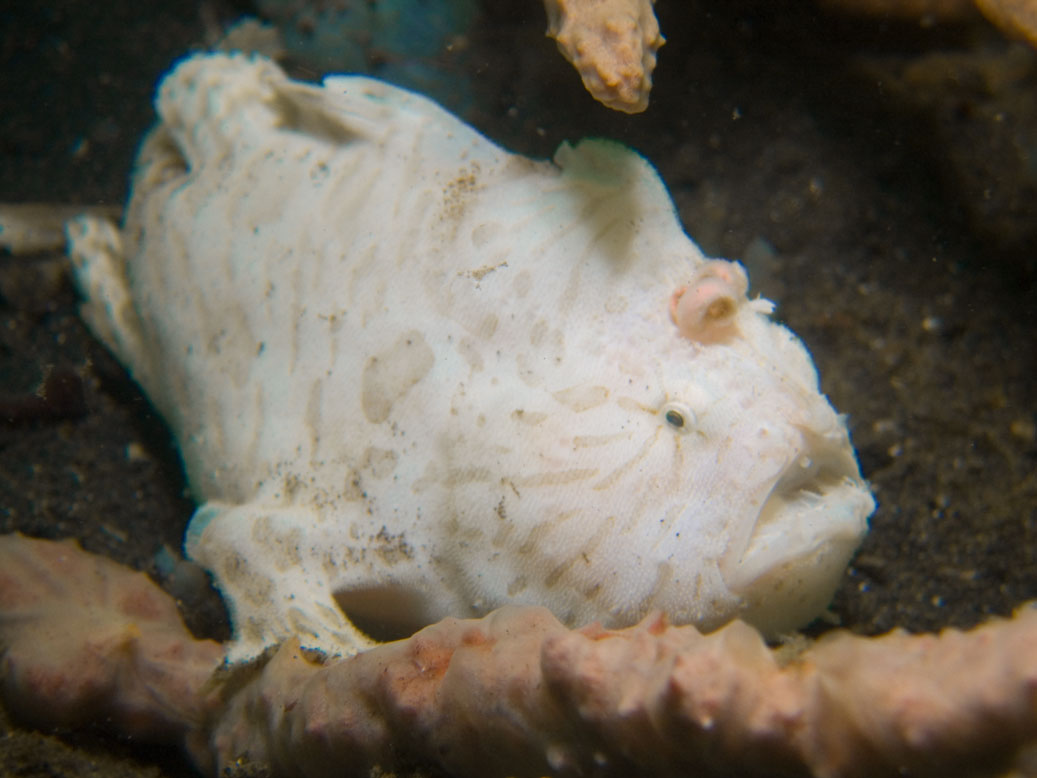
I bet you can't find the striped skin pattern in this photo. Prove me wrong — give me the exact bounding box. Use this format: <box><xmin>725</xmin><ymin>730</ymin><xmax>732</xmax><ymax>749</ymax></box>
<box><xmin>69</xmin><ymin>54</ymin><xmax>874</xmax><ymax>660</ymax></box>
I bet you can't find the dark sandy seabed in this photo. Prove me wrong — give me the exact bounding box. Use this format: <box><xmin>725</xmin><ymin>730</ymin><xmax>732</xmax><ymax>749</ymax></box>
<box><xmin>0</xmin><ymin>0</ymin><xmax>1035</xmax><ymax>775</ymax></box>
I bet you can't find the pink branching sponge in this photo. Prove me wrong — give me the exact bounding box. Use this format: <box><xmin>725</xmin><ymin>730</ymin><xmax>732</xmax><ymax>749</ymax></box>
<box><xmin>1</xmin><ymin>533</ymin><xmax>1035</xmax><ymax>777</ymax></box>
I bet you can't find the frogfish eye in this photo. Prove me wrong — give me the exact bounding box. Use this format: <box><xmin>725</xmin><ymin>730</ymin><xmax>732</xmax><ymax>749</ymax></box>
<box><xmin>662</xmin><ymin>402</ymin><xmax>695</xmax><ymax>432</ymax></box>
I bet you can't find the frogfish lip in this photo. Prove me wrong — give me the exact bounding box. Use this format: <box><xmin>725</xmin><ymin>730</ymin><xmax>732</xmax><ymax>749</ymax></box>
<box><xmin>717</xmin><ymin>429</ymin><xmax>875</xmax><ymax>635</ymax></box>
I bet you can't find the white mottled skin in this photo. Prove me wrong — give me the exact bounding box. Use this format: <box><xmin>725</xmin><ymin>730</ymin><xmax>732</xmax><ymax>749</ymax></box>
<box><xmin>69</xmin><ymin>54</ymin><xmax>874</xmax><ymax>660</ymax></box>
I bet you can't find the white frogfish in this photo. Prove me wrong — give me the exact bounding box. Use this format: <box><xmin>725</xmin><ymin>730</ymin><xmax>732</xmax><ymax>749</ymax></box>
<box><xmin>69</xmin><ymin>53</ymin><xmax>875</xmax><ymax>659</ymax></box>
